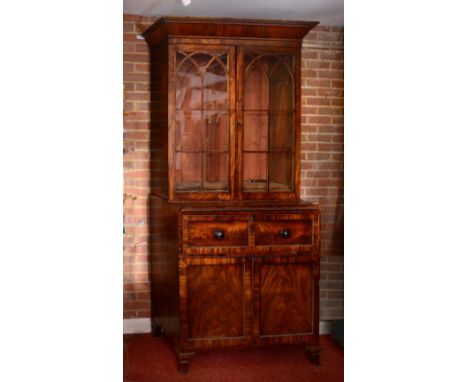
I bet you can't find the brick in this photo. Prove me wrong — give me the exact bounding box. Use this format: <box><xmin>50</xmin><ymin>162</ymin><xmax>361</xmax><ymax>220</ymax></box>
<box><xmin>124</xmin><ymin>301</ymin><xmax>150</xmax><ymax>310</ymax></box>
<box><xmin>315</xmin><ymin>134</ymin><xmax>334</xmax><ymax>143</ymax></box>
<box><xmin>135</xmin><ymin>273</ymin><xmax>149</xmax><ymax>282</ymax></box>
<box><xmin>306</xmin><ymin>170</ymin><xmax>329</xmax><ymax>178</ymax></box>
<box><xmin>125</xmin><ymin>111</ymin><xmax>149</xmax><ymax>121</ymax></box>
<box><xmin>328</xmin><ymin>272</ymin><xmax>344</xmax><ymax>281</ymax></box>
<box><xmin>125</xmin><ymin>92</ymin><xmax>150</xmax><ymax>101</ymax></box>
<box><xmin>124</xmin><ymin>311</ymin><xmax>137</xmax><ymax>319</ymax></box>
<box><xmin>330</xmin><ymin>62</ymin><xmax>344</xmax><ymax>70</ymax></box>
<box><xmin>304</xmin><ymin>79</ymin><xmax>330</xmax><ymax>88</ymax></box>
<box><xmin>321</xmin><ymin>299</ymin><xmax>343</xmax><ymax>308</ymax></box>
<box><xmin>332</xmin><ymin>134</ymin><xmax>344</xmax><ymax>143</ymax></box>
<box><xmin>301</xmin><ymin>51</ymin><xmax>318</xmax><ymax>60</ymax></box>
<box><xmin>304</xmin><ymin>61</ymin><xmax>330</xmax><ymax>69</ymax></box>
<box><xmin>317</xmin><ymin>162</ymin><xmax>343</xmax><ymax>170</ymax></box>
<box><xmin>318</xmin><ymin>143</ymin><xmax>343</xmax><ymax>152</ymax></box>
<box><xmin>307</xmin><ymin>116</ymin><xmax>331</xmax><ymax>124</ymax></box>
<box><xmin>306</xmin><ymin>97</ymin><xmax>330</xmax><ymax>106</ymax></box>
<box><xmin>302</xmin><ymin>69</ymin><xmax>317</xmax><ymax>78</ymax></box>
<box><xmin>123</xmin><ymin>22</ymin><xmax>135</xmax><ymax>33</ymax></box>
<box><xmin>318</xmin><ymin>107</ymin><xmax>343</xmax><ymax>116</ymax></box>
<box><xmin>123</xmin><ymin>14</ymin><xmax>144</xmax><ymax>22</ymax></box>
<box><xmin>320</xmin><ymin>51</ymin><xmax>343</xmax><ymax>61</ymax></box>
<box><xmin>331</xmin><ymin>80</ymin><xmax>344</xmax><ymax>89</ymax></box>
<box><xmin>124</xmin><ymin>292</ymin><xmax>137</xmax><ymax>300</ymax></box>
<box><xmin>137</xmin><ymin>310</ymin><xmax>151</xmax><ymax>318</ymax></box>
<box><xmin>123</xmin><ymin>73</ymin><xmax>149</xmax><ymax>82</ymax></box>
<box><xmin>123</xmin><ymin>42</ymin><xmax>135</xmax><ymax>53</ymax></box>
<box><xmin>135</xmin><ymin>102</ymin><xmax>150</xmax><ymax>111</ymax></box>
<box><xmin>123</xmin><ymin>53</ymin><xmax>148</xmax><ymax>63</ymax></box>
<box><xmin>137</xmin><ymin>292</ymin><xmax>151</xmax><ymax>300</ymax></box>
<box><xmin>307</xmin><ymin>152</ymin><xmax>331</xmax><ymax>160</ymax></box>
<box><xmin>319</xmin><ymin>125</ymin><xmax>343</xmax><ymax>134</ymax></box>
<box><xmin>136</xmin><ymin>83</ymin><xmax>150</xmax><ymax>91</ymax></box>
<box><xmin>123</xmin><ymin>63</ymin><xmax>134</xmax><ymax>73</ymax></box>
<box><xmin>331</xmin><ymin>98</ymin><xmax>344</xmax><ymax>107</ymax></box>
<box><xmin>302</xmin><ymin>106</ymin><xmax>318</xmax><ymax>115</ymax></box>
<box><xmin>123</xmin><ymin>33</ymin><xmax>139</xmax><ymax>42</ymax></box>
<box><xmin>318</xmin><ymin>88</ymin><xmax>343</xmax><ymax>97</ymax></box>
<box><xmin>124</xmin><ymin>282</ymin><xmax>150</xmax><ymax>292</ymax></box>
<box><xmin>318</xmin><ymin>179</ymin><xmax>343</xmax><ymax>187</ymax></box>
<box><xmin>124</xmin><ymin>131</ymin><xmax>149</xmax><ymax>140</ymax></box>
<box><xmin>317</xmin><ymin>32</ymin><xmax>343</xmax><ymax>43</ymax></box>
<box><xmin>332</xmin><ymin>116</ymin><xmax>344</xmax><ymax>124</ymax></box>
<box><xmin>124</xmin><ymin>121</ymin><xmax>149</xmax><ymax>131</ymax></box>
<box><xmin>124</xmin><ymin>101</ymin><xmax>134</xmax><ymax>111</ymax></box>
<box><xmin>134</xmin><ymin>63</ymin><xmax>150</xmax><ymax>73</ymax></box>
<box><xmin>302</xmin><ymin>143</ymin><xmax>317</xmax><ymax>151</ymax></box>
<box><xmin>317</xmin><ymin>70</ymin><xmax>343</xmax><ymax>79</ymax></box>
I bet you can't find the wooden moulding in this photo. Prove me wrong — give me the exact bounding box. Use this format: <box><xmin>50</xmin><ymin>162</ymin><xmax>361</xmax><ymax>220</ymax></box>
<box><xmin>142</xmin><ymin>16</ymin><xmax>319</xmax><ymax>46</ymax></box>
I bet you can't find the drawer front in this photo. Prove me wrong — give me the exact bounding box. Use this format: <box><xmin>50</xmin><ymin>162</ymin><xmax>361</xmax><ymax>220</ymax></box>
<box><xmin>183</xmin><ymin>215</ymin><xmax>250</xmax><ymax>253</ymax></box>
<box><xmin>254</xmin><ymin>217</ymin><xmax>313</xmax><ymax>247</ymax></box>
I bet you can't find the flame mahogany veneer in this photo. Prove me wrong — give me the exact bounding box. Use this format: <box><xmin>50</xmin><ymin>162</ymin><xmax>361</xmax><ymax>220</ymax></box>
<box><xmin>144</xmin><ymin>17</ymin><xmax>320</xmax><ymax>373</ymax></box>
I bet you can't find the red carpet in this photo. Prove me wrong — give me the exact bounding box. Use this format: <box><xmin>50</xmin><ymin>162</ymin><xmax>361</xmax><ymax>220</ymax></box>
<box><xmin>124</xmin><ymin>334</ymin><xmax>343</xmax><ymax>382</ymax></box>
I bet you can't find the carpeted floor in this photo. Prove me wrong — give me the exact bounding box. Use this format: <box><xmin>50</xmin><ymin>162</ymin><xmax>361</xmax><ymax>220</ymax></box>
<box><xmin>124</xmin><ymin>334</ymin><xmax>343</xmax><ymax>382</ymax></box>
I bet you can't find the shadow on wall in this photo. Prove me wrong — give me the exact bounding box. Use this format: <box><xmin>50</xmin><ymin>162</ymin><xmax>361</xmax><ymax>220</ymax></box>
<box><xmin>331</xmin><ymin>185</ymin><xmax>343</xmax><ymax>256</ymax></box>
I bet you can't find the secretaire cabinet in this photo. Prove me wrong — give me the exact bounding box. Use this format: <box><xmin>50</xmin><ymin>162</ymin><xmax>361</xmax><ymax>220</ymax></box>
<box><xmin>143</xmin><ymin>17</ymin><xmax>321</xmax><ymax>373</ymax></box>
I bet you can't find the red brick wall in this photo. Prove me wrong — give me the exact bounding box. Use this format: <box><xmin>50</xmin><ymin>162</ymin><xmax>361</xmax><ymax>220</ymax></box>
<box><xmin>123</xmin><ymin>15</ymin><xmax>344</xmax><ymax>320</ymax></box>
<box><xmin>300</xmin><ymin>27</ymin><xmax>344</xmax><ymax>320</ymax></box>
<box><xmin>123</xmin><ymin>15</ymin><xmax>158</xmax><ymax>319</ymax></box>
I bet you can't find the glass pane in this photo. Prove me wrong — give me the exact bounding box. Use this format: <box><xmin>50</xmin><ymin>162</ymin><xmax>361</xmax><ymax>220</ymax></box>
<box><xmin>176</xmin><ymin>55</ymin><xmax>202</xmax><ymax>110</ymax></box>
<box><xmin>205</xmin><ymin>56</ymin><xmax>228</xmax><ymax>110</ymax></box>
<box><xmin>269</xmin><ymin>58</ymin><xmax>294</xmax><ymax>112</ymax></box>
<box><xmin>244</xmin><ymin>61</ymin><xmax>269</xmax><ymax>111</ymax></box>
<box><xmin>243</xmin><ymin>153</ymin><xmax>267</xmax><ymax>191</ymax></box>
<box><xmin>204</xmin><ymin>152</ymin><xmax>229</xmax><ymax>191</ymax></box>
<box><xmin>244</xmin><ymin>112</ymin><xmax>268</xmax><ymax>151</ymax></box>
<box><xmin>190</xmin><ymin>53</ymin><xmax>213</xmax><ymax>69</ymax></box>
<box><xmin>205</xmin><ymin>111</ymin><xmax>229</xmax><ymax>151</ymax></box>
<box><xmin>175</xmin><ymin>111</ymin><xmax>202</xmax><ymax>151</ymax></box>
<box><xmin>269</xmin><ymin>153</ymin><xmax>293</xmax><ymax>191</ymax></box>
<box><xmin>269</xmin><ymin>112</ymin><xmax>294</xmax><ymax>152</ymax></box>
<box><xmin>175</xmin><ymin>152</ymin><xmax>202</xmax><ymax>191</ymax></box>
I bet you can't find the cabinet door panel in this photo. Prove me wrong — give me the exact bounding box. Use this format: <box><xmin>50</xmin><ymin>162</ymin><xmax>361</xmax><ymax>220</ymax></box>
<box><xmin>170</xmin><ymin>44</ymin><xmax>235</xmax><ymax>201</ymax></box>
<box><xmin>253</xmin><ymin>257</ymin><xmax>317</xmax><ymax>345</ymax></box>
<box><xmin>180</xmin><ymin>258</ymin><xmax>252</xmax><ymax>348</ymax></box>
<box><xmin>238</xmin><ymin>47</ymin><xmax>300</xmax><ymax>199</ymax></box>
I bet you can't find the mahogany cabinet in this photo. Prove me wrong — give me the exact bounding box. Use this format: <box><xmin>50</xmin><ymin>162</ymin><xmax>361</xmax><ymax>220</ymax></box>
<box><xmin>143</xmin><ymin>17</ymin><xmax>320</xmax><ymax>373</ymax></box>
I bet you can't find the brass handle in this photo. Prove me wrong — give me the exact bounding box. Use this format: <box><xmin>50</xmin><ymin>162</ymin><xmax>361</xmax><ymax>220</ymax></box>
<box><xmin>213</xmin><ymin>230</ymin><xmax>225</xmax><ymax>240</ymax></box>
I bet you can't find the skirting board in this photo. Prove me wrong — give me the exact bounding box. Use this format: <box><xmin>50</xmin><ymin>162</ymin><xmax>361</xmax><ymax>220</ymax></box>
<box><xmin>124</xmin><ymin>318</ymin><xmax>151</xmax><ymax>334</ymax></box>
<box><xmin>123</xmin><ymin>318</ymin><xmax>333</xmax><ymax>335</ymax></box>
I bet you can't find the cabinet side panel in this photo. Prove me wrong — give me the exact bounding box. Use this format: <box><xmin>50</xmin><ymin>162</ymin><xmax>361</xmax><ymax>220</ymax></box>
<box><xmin>149</xmin><ymin>196</ymin><xmax>180</xmax><ymax>343</ymax></box>
<box><xmin>150</xmin><ymin>40</ymin><xmax>169</xmax><ymax>197</ymax></box>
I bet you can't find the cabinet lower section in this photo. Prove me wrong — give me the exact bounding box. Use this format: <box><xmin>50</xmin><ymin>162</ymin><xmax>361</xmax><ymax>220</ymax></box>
<box><xmin>149</xmin><ymin>197</ymin><xmax>321</xmax><ymax>373</ymax></box>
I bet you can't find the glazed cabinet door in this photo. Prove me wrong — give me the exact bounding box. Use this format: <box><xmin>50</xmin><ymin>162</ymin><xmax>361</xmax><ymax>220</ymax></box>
<box><xmin>252</xmin><ymin>256</ymin><xmax>319</xmax><ymax>345</ymax></box>
<box><xmin>237</xmin><ymin>46</ymin><xmax>301</xmax><ymax>200</ymax></box>
<box><xmin>169</xmin><ymin>44</ymin><xmax>236</xmax><ymax>201</ymax></box>
<box><xmin>179</xmin><ymin>257</ymin><xmax>252</xmax><ymax>348</ymax></box>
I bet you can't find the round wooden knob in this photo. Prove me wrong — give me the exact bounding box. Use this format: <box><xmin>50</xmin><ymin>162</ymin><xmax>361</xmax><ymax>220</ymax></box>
<box><xmin>213</xmin><ymin>230</ymin><xmax>225</xmax><ymax>240</ymax></box>
<box><xmin>280</xmin><ymin>229</ymin><xmax>291</xmax><ymax>238</ymax></box>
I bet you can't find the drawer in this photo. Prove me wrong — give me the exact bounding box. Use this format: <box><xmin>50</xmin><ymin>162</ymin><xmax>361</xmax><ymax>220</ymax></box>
<box><xmin>254</xmin><ymin>217</ymin><xmax>313</xmax><ymax>247</ymax></box>
<box><xmin>183</xmin><ymin>215</ymin><xmax>249</xmax><ymax>250</ymax></box>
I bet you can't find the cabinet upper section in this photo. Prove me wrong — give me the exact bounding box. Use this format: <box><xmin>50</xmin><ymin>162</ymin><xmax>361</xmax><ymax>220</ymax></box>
<box><xmin>143</xmin><ymin>17</ymin><xmax>318</xmax><ymax>202</ymax></box>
